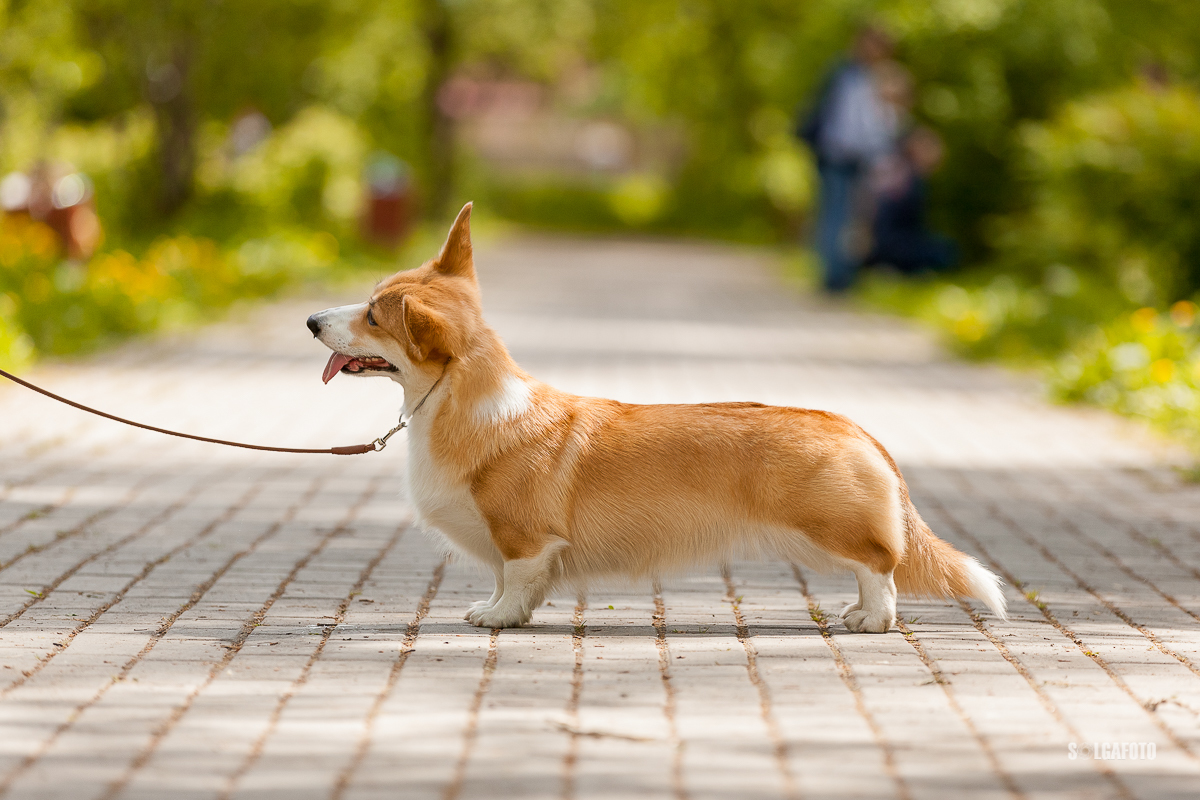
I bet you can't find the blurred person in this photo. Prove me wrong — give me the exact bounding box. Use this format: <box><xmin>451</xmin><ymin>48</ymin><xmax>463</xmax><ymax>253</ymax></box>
<box><xmin>874</xmin><ymin>60</ymin><xmax>914</xmax><ymax>122</ymax></box>
<box><xmin>864</xmin><ymin>126</ymin><xmax>956</xmax><ymax>275</ymax></box>
<box><xmin>798</xmin><ymin>26</ymin><xmax>901</xmax><ymax>293</ymax></box>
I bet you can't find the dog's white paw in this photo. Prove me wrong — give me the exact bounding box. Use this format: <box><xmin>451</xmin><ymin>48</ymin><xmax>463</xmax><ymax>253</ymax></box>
<box><xmin>467</xmin><ymin>604</ymin><xmax>531</xmax><ymax>629</ymax></box>
<box><xmin>464</xmin><ymin>600</ymin><xmax>494</xmax><ymax>622</ymax></box>
<box><xmin>843</xmin><ymin>608</ymin><xmax>894</xmax><ymax>633</ymax></box>
<box><xmin>840</xmin><ymin>601</ymin><xmax>862</xmax><ymax>618</ymax></box>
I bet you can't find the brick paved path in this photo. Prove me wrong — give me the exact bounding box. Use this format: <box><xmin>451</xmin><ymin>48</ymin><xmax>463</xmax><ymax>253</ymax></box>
<box><xmin>2</xmin><ymin>235</ymin><xmax>1199</xmax><ymax>799</ymax></box>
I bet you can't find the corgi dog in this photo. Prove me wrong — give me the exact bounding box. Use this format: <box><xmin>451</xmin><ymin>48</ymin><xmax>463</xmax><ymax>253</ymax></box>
<box><xmin>306</xmin><ymin>204</ymin><xmax>1006</xmax><ymax>632</ymax></box>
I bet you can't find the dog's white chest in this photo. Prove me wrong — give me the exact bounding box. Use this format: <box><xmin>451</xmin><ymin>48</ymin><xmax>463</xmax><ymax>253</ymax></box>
<box><xmin>405</xmin><ymin>427</ymin><xmax>497</xmax><ymax>565</ymax></box>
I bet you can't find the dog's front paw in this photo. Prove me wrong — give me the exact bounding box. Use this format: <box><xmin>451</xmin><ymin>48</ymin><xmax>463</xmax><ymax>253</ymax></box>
<box><xmin>842</xmin><ymin>608</ymin><xmax>894</xmax><ymax>634</ymax></box>
<box><xmin>840</xmin><ymin>601</ymin><xmax>862</xmax><ymax>618</ymax></box>
<box><xmin>464</xmin><ymin>600</ymin><xmax>494</xmax><ymax>622</ymax></box>
<box><xmin>467</xmin><ymin>603</ymin><xmax>531</xmax><ymax>629</ymax></box>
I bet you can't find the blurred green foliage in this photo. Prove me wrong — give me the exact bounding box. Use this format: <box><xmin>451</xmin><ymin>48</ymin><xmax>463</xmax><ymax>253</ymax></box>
<box><xmin>5</xmin><ymin>0</ymin><xmax>1200</xmax><ymax>446</ymax></box>
<box><xmin>1053</xmin><ymin>303</ymin><xmax>1200</xmax><ymax>449</ymax></box>
<box><xmin>586</xmin><ymin>0</ymin><xmax>1200</xmax><ymax>251</ymax></box>
<box><xmin>989</xmin><ymin>85</ymin><xmax>1200</xmax><ymax>305</ymax></box>
<box><xmin>11</xmin><ymin>0</ymin><xmax>1197</xmax><ymax>244</ymax></box>
<box><xmin>0</xmin><ymin>214</ymin><xmax>341</xmax><ymax>368</ymax></box>
<box><xmin>860</xmin><ymin>77</ymin><xmax>1200</xmax><ymax>448</ymax></box>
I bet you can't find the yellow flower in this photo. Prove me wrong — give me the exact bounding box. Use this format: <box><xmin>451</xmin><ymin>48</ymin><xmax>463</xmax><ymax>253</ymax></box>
<box><xmin>88</xmin><ymin>251</ymin><xmax>175</xmax><ymax>301</ymax></box>
<box><xmin>1150</xmin><ymin>358</ymin><xmax>1175</xmax><ymax>383</ymax></box>
<box><xmin>1130</xmin><ymin>307</ymin><xmax>1158</xmax><ymax>333</ymax></box>
<box><xmin>953</xmin><ymin>314</ymin><xmax>987</xmax><ymax>342</ymax></box>
<box><xmin>0</xmin><ymin>216</ymin><xmax>59</xmax><ymax>266</ymax></box>
<box><xmin>1170</xmin><ymin>300</ymin><xmax>1197</xmax><ymax>328</ymax></box>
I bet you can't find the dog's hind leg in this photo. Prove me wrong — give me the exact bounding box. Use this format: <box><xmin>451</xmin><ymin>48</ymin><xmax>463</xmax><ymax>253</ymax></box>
<box><xmin>466</xmin><ymin>539</ymin><xmax>568</xmax><ymax>628</ymax></box>
<box><xmin>843</xmin><ymin>566</ymin><xmax>897</xmax><ymax>633</ymax></box>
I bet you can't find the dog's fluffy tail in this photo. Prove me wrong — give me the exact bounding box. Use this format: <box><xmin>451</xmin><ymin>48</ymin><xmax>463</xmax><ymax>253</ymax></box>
<box><xmin>893</xmin><ymin>496</ymin><xmax>1007</xmax><ymax>619</ymax></box>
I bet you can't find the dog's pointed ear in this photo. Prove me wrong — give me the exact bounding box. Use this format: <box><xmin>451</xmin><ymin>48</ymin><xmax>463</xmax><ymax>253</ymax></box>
<box><xmin>401</xmin><ymin>294</ymin><xmax>450</xmax><ymax>361</ymax></box>
<box><xmin>433</xmin><ymin>202</ymin><xmax>474</xmax><ymax>280</ymax></box>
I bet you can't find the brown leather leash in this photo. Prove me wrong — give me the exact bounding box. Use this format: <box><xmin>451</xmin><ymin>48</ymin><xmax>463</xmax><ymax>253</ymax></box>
<box><xmin>0</xmin><ymin>366</ymin><xmax>445</xmax><ymax>456</ymax></box>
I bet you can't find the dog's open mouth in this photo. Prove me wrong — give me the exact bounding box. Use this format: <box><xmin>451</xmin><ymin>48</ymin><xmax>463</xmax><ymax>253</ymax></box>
<box><xmin>322</xmin><ymin>352</ymin><xmax>398</xmax><ymax>384</ymax></box>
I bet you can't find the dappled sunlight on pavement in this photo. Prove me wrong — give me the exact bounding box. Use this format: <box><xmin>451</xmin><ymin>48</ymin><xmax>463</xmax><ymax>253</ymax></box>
<box><xmin>0</xmin><ymin>235</ymin><xmax>1197</xmax><ymax>799</ymax></box>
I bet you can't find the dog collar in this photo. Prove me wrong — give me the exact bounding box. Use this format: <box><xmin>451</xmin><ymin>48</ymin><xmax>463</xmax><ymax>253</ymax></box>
<box><xmin>371</xmin><ymin>362</ymin><xmax>450</xmax><ymax>452</ymax></box>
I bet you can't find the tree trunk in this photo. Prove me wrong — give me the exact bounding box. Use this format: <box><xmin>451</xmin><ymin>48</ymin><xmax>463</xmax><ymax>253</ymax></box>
<box><xmin>151</xmin><ymin>52</ymin><xmax>195</xmax><ymax>218</ymax></box>
<box><xmin>420</xmin><ymin>0</ymin><xmax>455</xmax><ymax>221</ymax></box>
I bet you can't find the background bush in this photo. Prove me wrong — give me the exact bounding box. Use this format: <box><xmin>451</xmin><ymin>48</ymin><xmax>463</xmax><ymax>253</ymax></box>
<box><xmin>6</xmin><ymin>0</ymin><xmax>1200</xmax><ymax>458</ymax></box>
<box><xmin>990</xmin><ymin>85</ymin><xmax>1200</xmax><ymax>306</ymax></box>
<box><xmin>1052</xmin><ymin>303</ymin><xmax>1200</xmax><ymax>449</ymax></box>
<box><xmin>0</xmin><ymin>215</ymin><xmax>342</xmax><ymax>366</ymax></box>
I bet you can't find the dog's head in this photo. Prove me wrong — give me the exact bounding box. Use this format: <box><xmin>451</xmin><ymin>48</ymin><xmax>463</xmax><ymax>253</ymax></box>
<box><xmin>307</xmin><ymin>202</ymin><xmax>482</xmax><ymax>386</ymax></box>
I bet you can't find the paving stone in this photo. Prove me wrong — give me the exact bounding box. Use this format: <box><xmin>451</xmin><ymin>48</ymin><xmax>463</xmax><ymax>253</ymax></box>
<box><xmin>2</xmin><ymin>235</ymin><xmax>1199</xmax><ymax>798</ymax></box>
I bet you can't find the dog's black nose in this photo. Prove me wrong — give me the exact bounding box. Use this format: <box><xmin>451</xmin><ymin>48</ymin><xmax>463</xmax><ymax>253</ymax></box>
<box><xmin>306</xmin><ymin>315</ymin><xmax>321</xmax><ymax>338</ymax></box>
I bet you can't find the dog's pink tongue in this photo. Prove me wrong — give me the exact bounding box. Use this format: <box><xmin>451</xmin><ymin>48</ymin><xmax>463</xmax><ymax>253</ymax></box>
<box><xmin>322</xmin><ymin>353</ymin><xmax>353</xmax><ymax>384</ymax></box>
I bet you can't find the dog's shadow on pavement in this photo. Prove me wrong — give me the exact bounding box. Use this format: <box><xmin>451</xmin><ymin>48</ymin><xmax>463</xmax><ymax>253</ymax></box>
<box><xmin>339</xmin><ymin>622</ymin><xmax>831</xmax><ymax>638</ymax></box>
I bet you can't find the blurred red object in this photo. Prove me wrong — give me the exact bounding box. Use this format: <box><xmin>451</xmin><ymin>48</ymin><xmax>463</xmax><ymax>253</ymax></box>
<box><xmin>1</xmin><ymin>165</ymin><xmax>102</xmax><ymax>260</ymax></box>
<box><xmin>361</xmin><ymin>152</ymin><xmax>414</xmax><ymax>247</ymax></box>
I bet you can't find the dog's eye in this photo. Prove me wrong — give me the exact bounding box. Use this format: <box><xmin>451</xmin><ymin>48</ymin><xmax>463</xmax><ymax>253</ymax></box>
<box><xmin>366</xmin><ymin>308</ymin><xmax>378</xmax><ymax>327</ymax></box>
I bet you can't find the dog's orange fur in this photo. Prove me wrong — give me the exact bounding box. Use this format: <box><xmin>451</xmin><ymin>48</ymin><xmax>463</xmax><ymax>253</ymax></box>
<box><xmin>310</xmin><ymin>204</ymin><xmax>1007</xmax><ymax>632</ymax></box>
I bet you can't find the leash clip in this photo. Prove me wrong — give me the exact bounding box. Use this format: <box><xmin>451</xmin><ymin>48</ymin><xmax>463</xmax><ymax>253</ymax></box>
<box><xmin>372</xmin><ymin>418</ymin><xmax>407</xmax><ymax>452</ymax></box>
<box><xmin>369</xmin><ymin>368</ymin><xmax>449</xmax><ymax>452</ymax></box>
